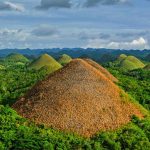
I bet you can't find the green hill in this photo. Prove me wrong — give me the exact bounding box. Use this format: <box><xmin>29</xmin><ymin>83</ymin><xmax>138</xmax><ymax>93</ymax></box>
<box><xmin>6</xmin><ymin>53</ymin><xmax>29</xmax><ymax>63</ymax></box>
<box><xmin>29</xmin><ymin>54</ymin><xmax>62</xmax><ymax>74</ymax></box>
<box><xmin>117</xmin><ymin>54</ymin><xmax>127</xmax><ymax>62</ymax></box>
<box><xmin>117</xmin><ymin>55</ymin><xmax>145</xmax><ymax>71</ymax></box>
<box><xmin>58</xmin><ymin>54</ymin><xmax>72</xmax><ymax>66</ymax></box>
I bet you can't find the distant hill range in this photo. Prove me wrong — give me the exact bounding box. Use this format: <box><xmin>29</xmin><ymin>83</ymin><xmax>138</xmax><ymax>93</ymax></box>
<box><xmin>0</xmin><ymin>48</ymin><xmax>150</xmax><ymax>64</ymax></box>
<box><xmin>145</xmin><ymin>53</ymin><xmax>150</xmax><ymax>61</ymax></box>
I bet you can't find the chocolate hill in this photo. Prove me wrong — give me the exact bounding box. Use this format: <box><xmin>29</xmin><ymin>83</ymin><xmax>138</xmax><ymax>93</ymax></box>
<box><xmin>117</xmin><ymin>54</ymin><xmax>145</xmax><ymax>71</ymax></box>
<box><xmin>13</xmin><ymin>59</ymin><xmax>143</xmax><ymax>137</ymax></box>
<box><xmin>29</xmin><ymin>54</ymin><xmax>62</xmax><ymax>74</ymax></box>
<box><xmin>6</xmin><ymin>53</ymin><xmax>29</xmax><ymax>63</ymax></box>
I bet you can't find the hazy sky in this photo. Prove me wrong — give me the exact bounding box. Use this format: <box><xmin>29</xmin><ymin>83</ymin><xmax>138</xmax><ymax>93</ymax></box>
<box><xmin>0</xmin><ymin>0</ymin><xmax>150</xmax><ymax>49</ymax></box>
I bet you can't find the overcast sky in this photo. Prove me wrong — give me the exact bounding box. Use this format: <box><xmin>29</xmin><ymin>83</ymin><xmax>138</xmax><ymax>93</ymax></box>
<box><xmin>0</xmin><ymin>0</ymin><xmax>150</xmax><ymax>49</ymax></box>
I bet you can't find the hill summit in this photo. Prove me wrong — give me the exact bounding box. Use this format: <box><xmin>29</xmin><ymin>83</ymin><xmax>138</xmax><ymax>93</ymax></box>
<box><xmin>84</xmin><ymin>58</ymin><xmax>118</xmax><ymax>82</ymax></box>
<box><xmin>29</xmin><ymin>54</ymin><xmax>62</xmax><ymax>74</ymax></box>
<box><xmin>13</xmin><ymin>59</ymin><xmax>143</xmax><ymax>137</ymax></box>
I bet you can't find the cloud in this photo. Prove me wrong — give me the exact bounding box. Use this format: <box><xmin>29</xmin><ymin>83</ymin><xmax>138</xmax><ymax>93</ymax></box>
<box><xmin>116</xmin><ymin>31</ymin><xmax>148</xmax><ymax>38</ymax></box>
<box><xmin>84</xmin><ymin>0</ymin><xmax>129</xmax><ymax>7</ymax></box>
<box><xmin>0</xmin><ymin>28</ymin><xmax>29</xmax><ymax>48</ymax></box>
<box><xmin>31</xmin><ymin>25</ymin><xmax>60</xmax><ymax>37</ymax></box>
<box><xmin>78</xmin><ymin>32</ymin><xmax>111</xmax><ymax>40</ymax></box>
<box><xmin>0</xmin><ymin>1</ymin><xmax>24</xmax><ymax>12</ymax></box>
<box><xmin>99</xmin><ymin>33</ymin><xmax>111</xmax><ymax>39</ymax></box>
<box><xmin>36</xmin><ymin>0</ymin><xmax>129</xmax><ymax>10</ymax></box>
<box><xmin>36</xmin><ymin>0</ymin><xmax>71</xmax><ymax>10</ymax></box>
<box><xmin>86</xmin><ymin>37</ymin><xmax>149</xmax><ymax>50</ymax></box>
<box><xmin>0</xmin><ymin>28</ymin><xmax>28</xmax><ymax>41</ymax></box>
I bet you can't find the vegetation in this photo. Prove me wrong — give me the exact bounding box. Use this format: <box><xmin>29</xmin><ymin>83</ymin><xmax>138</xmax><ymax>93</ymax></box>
<box><xmin>29</xmin><ymin>54</ymin><xmax>62</xmax><ymax>74</ymax></box>
<box><xmin>0</xmin><ymin>63</ymin><xmax>47</xmax><ymax>106</ymax></box>
<box><xmin>58</xmin><ymin>54</ymin><xmax>72</xmax><ymax>66</ymax></box>
<box><xmin>0</xmin><ymin>65</ymin><xmax>5</xmax><ymax>70</ymax></box>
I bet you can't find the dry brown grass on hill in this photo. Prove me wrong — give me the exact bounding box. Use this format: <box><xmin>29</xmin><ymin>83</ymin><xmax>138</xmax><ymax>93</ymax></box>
<box><xmin>84</xmin><ymin>58</ymin><xmax>118</xmax><ymax>82</ymax></box>
<box><xmin>13</xmin><ymin>59</ymin><xmax>143</xmax><ymax>137</ymax></box>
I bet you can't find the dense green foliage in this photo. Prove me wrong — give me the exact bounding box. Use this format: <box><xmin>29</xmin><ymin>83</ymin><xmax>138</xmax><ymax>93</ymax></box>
<box><xmin>0</xmin><ymin>65</ymin><xmax>5</xmax><ymax>70</ymax></box>
<box><xmin>0</xmin><ymin>54</ymin><xmax>150</xmax><ymax>149</ymax></box>
<box><xmin>0</xmin><ymin>63</ymin><xmax>47</xmax><ymax>106</ymax></box>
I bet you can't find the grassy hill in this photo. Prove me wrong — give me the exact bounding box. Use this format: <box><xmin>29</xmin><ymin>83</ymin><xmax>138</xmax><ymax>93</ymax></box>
<box><xmin>6</xmin><ymin>53</ymin><xmax>29</xmax><ymax>63</ymax></box>
<box><xmin>118</xmin><ymin>54</ymin><xmax>127</xmax><ymax>61</ymax></box>
<box><xmin>58</xmin><ymin>54</ymin><xmax>72</xmax><ymax>66</ymax></box>
<box><xmin>29</xmin><ymin>54</ymin><xmax>62</xmax><ymax>74</ymax></box>
<box><xmin>117</xmin><ymin>55</ymin><xmax>145</xmax><ymax>71</ymax></box>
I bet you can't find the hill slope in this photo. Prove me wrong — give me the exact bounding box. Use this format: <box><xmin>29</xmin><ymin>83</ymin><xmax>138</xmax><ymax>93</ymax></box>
<box><xmin>13</xmin><ymin>59</ymin><xmax>143</xmax><ymax>137</ymax></box>
<box><xmin>144</xmin><ymin>64</ymin><xmax>150</xmax><ymax>70</ymax></box>
<box><xmin>84</xmin><ymin>58</ymin><xmax>118</xmax><ymax>82</ymax></box>
<box><xmin>29</xmin><ymin>54</ymin><xmax>62</xmax><ymax>74</ymax></box>
<box><xmin>6</xmin><ymin>53</ymin><xmax>29</xmax><ymax>62</ymax></box>
<box><xmin>58</xmin><ymin>54</ymin><xmax>72</xmax><ymax>66</ymax></box>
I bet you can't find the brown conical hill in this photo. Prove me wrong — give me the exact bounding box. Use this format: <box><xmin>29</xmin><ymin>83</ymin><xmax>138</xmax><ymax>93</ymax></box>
<box><xmin>13</xmin><ymin>59</ymin><xmax>143</xmax><ymax>137</ymax></box>
<box><xmin>84</xmin><ymin>58</ymin><xmax>118</xmax><ymax>82</ymax></box>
